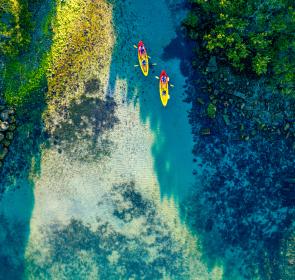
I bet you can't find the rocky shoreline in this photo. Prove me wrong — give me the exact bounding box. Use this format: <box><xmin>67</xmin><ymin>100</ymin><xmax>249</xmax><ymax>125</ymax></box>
<box><xmin>187</xmin><ymin>54</ymin><xmax>295</xmax><ymax>145</ymax></box>
<box><xmin>0</xmin><ymin>105</ymin><xmax>16</xmax><ymax>168</ymax></box>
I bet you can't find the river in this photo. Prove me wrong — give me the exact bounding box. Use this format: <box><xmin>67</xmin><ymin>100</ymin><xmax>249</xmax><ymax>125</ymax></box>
<box><xmin>0</xmin><ymin>0</ymin><xmax>223</xmax><ymax>279</ymax></box>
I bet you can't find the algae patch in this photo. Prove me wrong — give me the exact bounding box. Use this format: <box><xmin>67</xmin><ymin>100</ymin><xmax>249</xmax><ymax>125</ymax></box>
<box><xmin>44</xmin><ymin>0</ymin><xmax>114</xmax><ymax>132</ymax></box>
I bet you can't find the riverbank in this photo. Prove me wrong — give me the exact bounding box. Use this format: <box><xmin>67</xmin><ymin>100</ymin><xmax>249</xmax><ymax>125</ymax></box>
<box><xmin>0</xmin><ymin>106</ymin><xmax>16</xmax><ymax>169</ymax></box>
<box><xmin>182</xmin><ymin>1</ymin><xmax>295</xmax><ymax>279</ymax></box>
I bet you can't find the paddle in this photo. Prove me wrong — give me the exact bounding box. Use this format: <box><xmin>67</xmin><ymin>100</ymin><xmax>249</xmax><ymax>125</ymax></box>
<box><xmin>151</xmin><ymin>63</ymin><xmax>157</xmax><ymax>66</ymax></box>
<box><xmin>134</xmin><ymin>64</ymin><xmax>139</xmax><ymax>67</ymax></box>
<box><xmin>133</xmin><ymin>45</ymin><xmax>138</xmax><ymax>48</ymax></box>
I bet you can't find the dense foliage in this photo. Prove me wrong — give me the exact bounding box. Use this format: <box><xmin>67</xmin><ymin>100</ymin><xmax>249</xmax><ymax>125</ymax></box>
<box><xmin>184</xmin><ymin>0</ymin><xmax>295</xmax><ymax>94</ymax></box>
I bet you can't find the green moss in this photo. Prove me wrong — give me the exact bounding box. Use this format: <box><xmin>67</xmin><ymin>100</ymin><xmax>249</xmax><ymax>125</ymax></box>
<box><xmin>4</xmin><ymin>56</ymin><xmax>48</xmax><ymax>107</ymax></box>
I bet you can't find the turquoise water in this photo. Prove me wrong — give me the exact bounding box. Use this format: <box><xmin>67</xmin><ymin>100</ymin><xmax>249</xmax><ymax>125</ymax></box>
<box><xmin>4</xmin><ymin>0</ymin><xmax>292</xmax><ymax>279</ymax></box>
<box><xmin>0</xmin><ymin>0</ymin><xmax>208</xmax><ymax>279</ymax></box>
<box><xmin>1</xmin><ymin>0</ymin><xmax>292</xmax><ymax>279</ymax></box>
<box><xmin>108</xmin><ymin>0</ymin><xmax>195</xmax><ymax>200</ymax></box>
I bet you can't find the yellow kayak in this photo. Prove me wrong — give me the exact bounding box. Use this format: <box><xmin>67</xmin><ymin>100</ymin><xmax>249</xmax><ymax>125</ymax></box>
<box><xmin>138</xmin><ymin>41</ymin><xmax>149</xmax><ymax>76</ymax></box>
<box><xmin>159</xmin><ymin>70</ymin><xmax>170</xmax><ymax>107</ymax></box>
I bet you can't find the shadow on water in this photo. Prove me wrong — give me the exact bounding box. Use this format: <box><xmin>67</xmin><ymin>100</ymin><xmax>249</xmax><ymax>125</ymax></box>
<box><xmin>51</xmin><ymin>93</ymin><xmax>119</xmax><ymax>162</ymax></box>
<box><xmin>0</xmin><ymin>1</ymin><xmax>56</xmax><ymax>278</ymax></box>
<box><xmin>107</xmin><ymin>0</ymin><xmax>196</xmax><ymax>201</ymax></box>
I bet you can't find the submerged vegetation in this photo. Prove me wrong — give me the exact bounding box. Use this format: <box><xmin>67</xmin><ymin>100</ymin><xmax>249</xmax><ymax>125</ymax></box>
<box><xmin>0</xmin><ymin>0</ymin><xmax>31</xmax><ymax>57</ymax></box>
<box><xmin>184</xmin><ymin>0</ymin><xmax>295</xmax><ymax>94</ymax></box>
<box><xmin>1</xmin><ymin>0</ymin><xmax>113</xmax><ymax>111</ymax></box>
<box><xmin>0</xmin><ymin>0</ymin><xmax>53</xmax><ymax>111</ymax></box>
<box><xmin>0</xmin><ymin>0</ymin><xmax>113</xmax><ymax>166</ymax></box>
<box><xmin>183</xmin><ymin>0</ymin><xmax>295</xmax><ymax>279</ymax></box>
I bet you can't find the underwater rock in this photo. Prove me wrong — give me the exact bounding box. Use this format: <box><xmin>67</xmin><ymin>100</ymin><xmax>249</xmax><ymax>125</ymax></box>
<box><xmin>207</xmin><ymin>56</ymin><xmax>217</xmax><ymax>72</ymax></box>
<box><xmin>284</xmin><ymin>123</ymin><xmax>290</xmax><ymax>131</ymax></box>
<box><xmin>272</xmin><ymin>112</ymin><xmax>284</xmax><ymax>126</ymax></box>
<box><xmin>200</xmin><ymin>128</ymin><xmax>211</xmax><ymax>135</ymax></box>
<box><xmin>197</xmin><ymin>98</ymin><xmax>205</xmax><ymax>105</ymax></box>
<box><xmin>0</xmin><ymin>121</ymin><xmax>9</xmax><ymax>132</ymax></box>
<box><xmin>2</xmin><ymin>139</ymin><xmax>10</xmax><ymax>147</ymax></box>
<box><xmin>0</xmin><ymin>145</ymin><xmax>8</xmax><ymax>160</ymax></box>
<box><xmin>232</xmin><ymin>90</ymin><xmax>246</xmax><ymax>100</ymax></box>
<box><xmin>5</xmin><ymin>132</ymin><xmax>13</xmax><ymax>141</ymax></box>
<box><xmin>222</xmin><ymin>114</ymin><xmax>230</xmax><ymax>125</ymax></box>
<box><xmin>8</xmin><ymin>115</ymin><xmax>16</xmax><ymax>124</ymax></box>
<box><xmin>0</xmin><ymin>106</ymin><xmax>15</xmax><ymax>167</ymax></box>
<box><xmin>0</xmin><ymin>111</ymin><xmax>9</xmax><ymax>122</ymax></box>
<box><xmin>8</xmin><ymin>124</ymin><xmax>16</xmax><ymax>131</ymax></box>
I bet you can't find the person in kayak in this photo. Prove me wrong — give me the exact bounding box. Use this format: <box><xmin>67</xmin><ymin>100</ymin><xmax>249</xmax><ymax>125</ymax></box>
<box><xmin>162</xmin><ymin>90</ymin><xmax>167</xmax><ymax>96</ymax></box>
<box><xmin>161</xmin><ymin>75</ymin><xmax>169</xmax><ymax>84</ymax></box>
<box><xmin>142</xmin><ymin>59</ymin><xmax>147</xmax><ymax>67</ymax></box>
<box><xmin>139</xmin><ymin>45</ymin><xmax>146</xmax><ymax>56</ymax></box>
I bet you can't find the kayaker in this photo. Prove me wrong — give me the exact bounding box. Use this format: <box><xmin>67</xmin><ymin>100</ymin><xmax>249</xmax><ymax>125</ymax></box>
<box><xmin>162</xmin><ymin>90</ymin><xmax>166</xmax><ymax>96</ymax></box>
<box><xmin>142</xmin><ymin>59</ymin><xmax>147</xmax><ymax>66</ymax></box>
<box><xmin>161</xmin><ymin>75</ymin><xmax>169</xmax><ymax>84</ymax></box>
<box><xmin>139</xmin><ymin>45</ymin><xmax>145</xmax><ymax>56</ymax></box>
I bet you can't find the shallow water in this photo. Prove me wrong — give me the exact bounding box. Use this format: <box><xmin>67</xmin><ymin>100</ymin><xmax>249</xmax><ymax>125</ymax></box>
<box><xmin>108</xmin><ymin>0</ymin><xmax>196</xmax><ymax>201</ymax></box>
<box><xmin>3</xmin><ymin>0</ymin><xmax>292</xmax><ymax>279</ymax></box>
<box><xmin>0</xmin><ymin>0</ymin><xmax>213</xmax><ymax>279</ymax></box>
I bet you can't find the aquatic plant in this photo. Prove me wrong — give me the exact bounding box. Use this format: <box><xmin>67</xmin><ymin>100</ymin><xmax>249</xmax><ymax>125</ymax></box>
<box><xmin>43</xmin><ymin>0</ymin><xmax>114</xmax><ymax>131</ymax></box>
<box><xmin>207</xmin><ymin>103</ymin><xmax>216</xmax><ymax>118</ymax></box>
<box><xmin>184</xmin><ymin>0</ymin><xmax>295</xmax><ymax>94</ymax></box>
<box><xmin>25</xmin><ymin>182</ymin><xmax>203</xmax><ymax>279</ymax></box>
<box><xmin>0</xmin><ymin>0</ymin><xmax>31</xmax><ymax>57</ymax></box>
<box><xmin>1</xmin><ymin>0</ymin><xmax>55</xmax><ymax>114</ymax></box>
<box><xmin>1</xmin><ymin>0</ymin><xmax>113</xmax><ymax>112</ymax></box>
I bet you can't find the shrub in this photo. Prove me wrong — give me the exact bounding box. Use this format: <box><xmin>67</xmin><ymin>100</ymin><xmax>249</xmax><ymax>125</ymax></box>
<box><xmin>184</xmin><ymin>0</ymin><xmax>295</xmax><ymax>93</ymax></box>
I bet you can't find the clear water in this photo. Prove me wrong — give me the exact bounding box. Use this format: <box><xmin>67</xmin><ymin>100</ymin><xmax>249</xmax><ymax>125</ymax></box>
<box><xmin>0</xmin><ymin>0</ymin><xmax>211</xmax><ymax>279</ymax></box>
<box><xmin>108</xmin><ymin>0</ymin><xmax>196</xmax><ymax>201</ymax></box>
<box><xmin>2</xmin><ymin>0</ymin><xmax>291</xmax><ymax>279</ymax></box>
